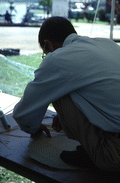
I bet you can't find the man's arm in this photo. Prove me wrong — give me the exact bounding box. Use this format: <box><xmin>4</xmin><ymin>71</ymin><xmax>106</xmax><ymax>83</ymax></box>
<box><xmin>13</xmin><ymin>53</ymin><xmax>68</xmax><ymax>134</ymax></box>
<box><xmin>13</xmin><ymin>105</ymin><xmax>48</xmax><ymax>134</ymax></box>
<box><xmin>31</xmin><ymin>124</ymin><xmax>51</xmax><ymax>138</ymax></box>
<box><xmin>13</xmin><ymin>51</ymin><xmax>77</xmax><ymax>135</ymax></box>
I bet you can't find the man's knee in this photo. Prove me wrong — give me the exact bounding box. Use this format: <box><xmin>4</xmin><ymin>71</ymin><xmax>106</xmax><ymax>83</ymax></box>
<box><xmin>93</xmin><ymin>147</ymin><xmax>120</xmax><ymax>172</ymax></box>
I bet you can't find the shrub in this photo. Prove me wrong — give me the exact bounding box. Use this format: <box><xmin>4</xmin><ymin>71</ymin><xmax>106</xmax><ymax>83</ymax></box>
<box><xmin>84</xmin><ymin>11</ymin><xmax>95</xmax><ymax>22</ymax></box>
<box><xmin>98</xmin><ymin>9</ymin><xmax>106</xmax><ymax>21</ymax></box>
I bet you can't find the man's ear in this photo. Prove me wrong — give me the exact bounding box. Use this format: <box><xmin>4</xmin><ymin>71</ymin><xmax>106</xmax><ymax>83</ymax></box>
<box><xmin>44</xmin><ymin>40</ymin><xmax>54</xmax><ymax>53</ymax></box>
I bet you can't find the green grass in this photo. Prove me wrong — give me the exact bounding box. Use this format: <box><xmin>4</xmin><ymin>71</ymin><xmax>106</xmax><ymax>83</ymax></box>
<box><xmin>0</xmin><ymin>167</ymin><xmax>35</xmax><ymax>183</ymax></box>
<box><xmin>0</xmin><ymin>53</ymin><xmax>42</xmax><ymax>97</ymax></box>
<box><xmin>32</xmin><ymin>9</ymin><xmax>45</xmax><ymax>15</ymax></box>
<box><xmin>7</xmin><ymin>53</ymin><xmax>42</xmax><ymax>68</ymax></box>
<box><xmin>70</xmin><ymin>18</ymin><xmax>110</xmax><ymax>25</ymax></box>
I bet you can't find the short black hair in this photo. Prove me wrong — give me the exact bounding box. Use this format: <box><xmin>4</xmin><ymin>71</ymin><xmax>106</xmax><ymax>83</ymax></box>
<box><xmin>38</xmin><ymin>16</ymin><xmax>77</xmax><ymax>48</ymax></box>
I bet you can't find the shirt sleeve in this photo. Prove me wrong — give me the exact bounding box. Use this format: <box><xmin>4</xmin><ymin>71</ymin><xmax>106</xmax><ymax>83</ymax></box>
<box><xmin>13</xmin><ymin>53</ymin><xmax>70</xmax><ymax>134</ymax></box>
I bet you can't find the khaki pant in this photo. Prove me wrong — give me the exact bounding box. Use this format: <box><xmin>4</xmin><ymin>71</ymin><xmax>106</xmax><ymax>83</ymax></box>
<box><xmin>52</xmin><ymin>94</ymin><xmax>120</xmax><ymax>172</ymax></box>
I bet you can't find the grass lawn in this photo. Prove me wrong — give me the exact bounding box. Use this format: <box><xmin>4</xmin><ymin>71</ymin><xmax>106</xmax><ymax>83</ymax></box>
<box><xmin>70</xmin><ymin>18</ymin><xmax>110</xmax><ymax>25</ymax></box>
<box><xmin>0</xmin><ymin>53</ymin><xmax>42</xmax><ymax>97</ymax></box>
<box><xmin>0</xmin><ymin>167</ymin><xmax>35</xmax><ymax>183</ymax></box>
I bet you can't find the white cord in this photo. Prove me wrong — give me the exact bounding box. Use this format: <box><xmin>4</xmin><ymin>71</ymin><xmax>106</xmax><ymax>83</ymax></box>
<box><xmin>90</xmin><ymin>0</ymin><xmax>101</xmax><ymax>37</ymax></box>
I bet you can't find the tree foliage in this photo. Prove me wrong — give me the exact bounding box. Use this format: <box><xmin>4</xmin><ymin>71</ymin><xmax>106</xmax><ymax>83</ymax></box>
<box><xmin>39</xmin><ymin>0</ymin><xmax>52</xmax><ymax>8</ymax></box>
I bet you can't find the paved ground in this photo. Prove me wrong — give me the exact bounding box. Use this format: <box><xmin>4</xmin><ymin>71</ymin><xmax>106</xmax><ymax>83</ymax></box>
<box><xmin>75</xmin><ymin>22</ymin><xmax>120</xmax><ymax>39</ymax></box>
<box><xmin>0</xmin><ymin>23</ymin><xmax>120</xmax><ymax>55</ymax></box>
<box><xmin>0</xmin><ymin>26</ymin><xmax>41</xmax><ymax>55</ymax></box>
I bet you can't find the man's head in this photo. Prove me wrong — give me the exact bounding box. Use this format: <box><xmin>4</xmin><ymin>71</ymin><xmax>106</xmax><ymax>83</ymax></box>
<box><xmin>38</xmin><ymin>16</ymin><xmax>77</xmax><ymax>54</ymax></box>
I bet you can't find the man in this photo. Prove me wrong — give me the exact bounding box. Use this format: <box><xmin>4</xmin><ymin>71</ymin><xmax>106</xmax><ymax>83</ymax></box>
<box><xmin>13</xmin><ymin>16</ymin><xmax>120</xmax><ymax>171</ymax></box>
<box><xmin>4</xmin><ymin>11</ymin><xmax>12</xmax><ymax>24</ymax></box>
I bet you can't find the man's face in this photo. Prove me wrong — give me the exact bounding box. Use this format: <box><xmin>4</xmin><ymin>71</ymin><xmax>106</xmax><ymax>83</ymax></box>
<box><xmin>43</xmin><ymin>43</ymin><xmax>51</xmax><ymax>55</ymax></box>
<box><xmin>41</xmin><ymin>41</ymin><xmax>54</xmax><ymax>61</ymax></box>
<box><xmin>41</xmin><ymin>40</ymin><xmax>62</xmax><ymax>61</ymax></box>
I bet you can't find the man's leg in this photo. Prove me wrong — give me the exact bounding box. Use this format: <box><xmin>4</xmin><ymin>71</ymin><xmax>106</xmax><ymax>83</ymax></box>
<box><xmin>52</xmin><ymin>94</ymin><xmax>120</xmax><ymax>171</ymax></box>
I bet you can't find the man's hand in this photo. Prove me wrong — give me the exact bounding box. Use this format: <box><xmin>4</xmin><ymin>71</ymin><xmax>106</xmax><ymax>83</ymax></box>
<box><xmin>52</xmin><ymin>114</ymin><xmax>62</xmax><ymax>132</ymax></box>
<box><xmin>31</xmin><ymin>124</ymin><xmax>51</xmax><ymax>138</ymax></box>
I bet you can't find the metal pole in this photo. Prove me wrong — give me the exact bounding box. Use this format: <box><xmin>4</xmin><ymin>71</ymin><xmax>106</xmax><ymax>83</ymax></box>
<box><xmin>110</xmin><ymin>0</ymin><xmax>115</xmax><ymax>40</ymax></box>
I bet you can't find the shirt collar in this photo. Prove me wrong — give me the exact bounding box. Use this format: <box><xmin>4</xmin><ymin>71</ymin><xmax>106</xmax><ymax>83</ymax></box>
<box><xmin>62</xmin><ymin>33</ymin><xmax>78</xmax><ymax>47</ymax></box>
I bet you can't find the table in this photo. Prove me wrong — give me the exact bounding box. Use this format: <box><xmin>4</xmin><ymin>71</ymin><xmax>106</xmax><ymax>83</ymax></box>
<box><xmin>0</xmin><ymin>93</ymin><xmax>120</xmax><ymax>183</ymax></box>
